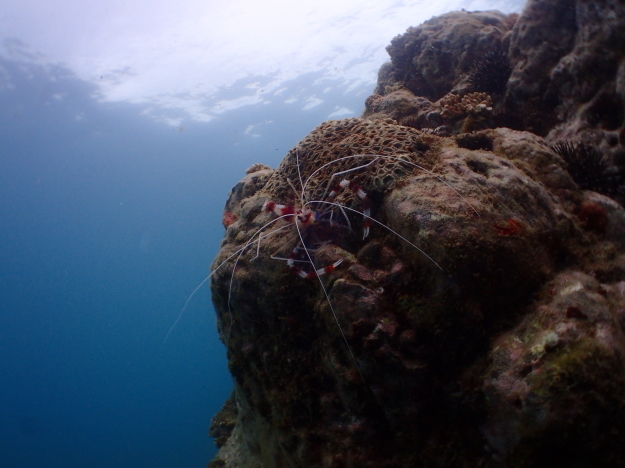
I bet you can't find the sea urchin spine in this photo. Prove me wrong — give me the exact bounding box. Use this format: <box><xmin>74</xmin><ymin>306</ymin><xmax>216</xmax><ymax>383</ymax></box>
<box><xmin>467</xmin><ymin>46</ymin><xmax>512</xmax><ymax>96</ymax></box>
<box><xmin>551</xmin><ymin>141</ymin><xmax>623</xmax><ymax>198</ymax></box>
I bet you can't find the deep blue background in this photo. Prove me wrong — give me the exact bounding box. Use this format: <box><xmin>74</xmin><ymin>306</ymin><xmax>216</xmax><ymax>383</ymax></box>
<box><xmin>0</xmin><ymin>56</ymin><xmax>368</xmax><ymax>467</ymax></box>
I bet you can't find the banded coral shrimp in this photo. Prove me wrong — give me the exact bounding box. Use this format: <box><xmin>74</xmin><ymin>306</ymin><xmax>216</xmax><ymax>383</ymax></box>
<box><xmin>195</xmin><ymin>120</ymin><xmax>576</xmax><ymax>466</ymax></box>
<box><xmin>220</xmin><ymin>154</ymin><xmax>474</xmax><ymax>380</ymax></box>
<box><xmin>167</xmin><ymin>119</ymin><xmax>481</xmax><ymax>383</ymax></box>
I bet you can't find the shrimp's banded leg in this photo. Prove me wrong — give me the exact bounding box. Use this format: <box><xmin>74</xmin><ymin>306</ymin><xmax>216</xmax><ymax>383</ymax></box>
<box><xmin>327</xmin><ymin>179</ymin><xmax>372</xmax><ymax>238</ymax></box>
<box><xmin>290</xmin><ymin>258</ymin><xmax>344</xmax><ymax>280</ymax></box>
<box><xmin>286</xmin><ymin>244</ymin><xmax>343</xmax><ymax>279</ymax></box>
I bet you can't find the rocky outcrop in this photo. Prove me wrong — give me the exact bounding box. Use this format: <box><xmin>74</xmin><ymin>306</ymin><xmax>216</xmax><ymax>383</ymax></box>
<box><xmin>208</xmin><ymin>1</ymin><xmax>625</xmax><ymax>466</ymax></box>
<box><xmin>365</xmin><ymin>0</ymin><xmax>625</xmax><ymax>199</ymax></box>
<box><xmin>365</xmin><ymin>10</ymin><xmax>516</xmax><ymax>137</ymax></box>
<box><xmin>377</xmin><ymin>10</ymin><xmax>514</xmax><ymax>101</ymax></box>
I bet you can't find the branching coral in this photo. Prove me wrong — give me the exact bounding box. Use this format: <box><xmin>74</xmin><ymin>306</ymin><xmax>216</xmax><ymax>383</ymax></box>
<box><xmin>439</xmin><ymin>92</ymin><xmax>492</xmax><ymax>120</ymax></box>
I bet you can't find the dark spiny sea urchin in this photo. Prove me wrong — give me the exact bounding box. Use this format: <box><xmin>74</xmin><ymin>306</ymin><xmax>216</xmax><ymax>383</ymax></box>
<box><xmin>467</xmin><ymin>46</ymin><xmax>512</xmax><ymax>95</ymax></box>
<box><xmin>551</xmin><ymin>141</ymin><xmax>623</xmax><ymax>198</ymax></box>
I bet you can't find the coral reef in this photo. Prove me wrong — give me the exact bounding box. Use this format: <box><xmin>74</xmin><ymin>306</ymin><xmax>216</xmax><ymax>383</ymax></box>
<box><xmin>378</xmin><ymin>10</ymin><xmax>513</xmax><ymax>101</ymax></box>
<box><xmin>364</xmin><ymin>0</ymin><xmax>625</xmax><ymax>200</ymax></box>
<box><xmin>209</xmin><ymin>123</ymin><xmax>625</xmax><ymax>466</ymax></box>
<box><xmin>363</xmin><ymin>10</ymin><xmax>515</xmax><ymax>135</ymax></box>
<box><xmin>484</xmin><ymin>270</ymin><xmax>625</xmax><ymax>466</ymax></box>
<box><xmin>207</xmin><ymin>1</ymin><xmax>625</xmax><ymax>466</ymax></box>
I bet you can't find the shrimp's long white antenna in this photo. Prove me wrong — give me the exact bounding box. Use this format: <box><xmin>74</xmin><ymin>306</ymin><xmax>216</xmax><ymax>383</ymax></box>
<box><xmin>265</xmin><ymin>152</ymin><xmax>365</xmax><ymax>377</ymax></box>
<box><xmin>318</xmin><ymin>158</ymin><xmax>379</xmax><ymax>208</ymax></box>
<box><xmin>164</xmin><ymin>253</ymin><xmax>234</xmax><ymax>343</ymax></box>
<box><xmin>303</xmin><ymin>154</ymin><xmax>480</xmax><ymax>217</ymax></box>
<box><xmin>164</xmin><ymin>276</ymin><xmax>211</xmax><ymax>342</ymax></box>
<box><xmin>307</xmin><ymin>199</ymin><xmax>443</xmax><ymax>271</ymax></box>
<box><xmin>164</xmin><ymin>214</ymin><xmax>295</xmax><ymax>343</ymax></box>
<box><xmin>225</xmin><ymin>223</ymin><xmax>291</xmax><ymax>343</ymax></box>
<box><xmin>294</xmin><ymin>219</ymin><xmax>367</xmax><ymax>384</ymax></box>
<box><xmin>295</xmin><ymin>147</ymin><xmax>306</xmax><ymax>207</ymax></box>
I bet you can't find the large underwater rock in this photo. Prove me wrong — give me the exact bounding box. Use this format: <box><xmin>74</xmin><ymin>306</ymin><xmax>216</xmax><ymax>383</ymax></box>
<box><xmin>208</xmin><ymin>1</ymin><xmax>625</xmax><ymax>467</ymax></box>
<box><xmin>366</xmin><ymin>0</ymin><xmax>625</xmax><ymax>198</ymax></box>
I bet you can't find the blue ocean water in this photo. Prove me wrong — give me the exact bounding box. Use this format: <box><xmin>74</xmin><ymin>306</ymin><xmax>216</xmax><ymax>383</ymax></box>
<box><xmin>0</xmin><ymin>56</ymin><xmax>368</xmax><ymax>467</ymax></box>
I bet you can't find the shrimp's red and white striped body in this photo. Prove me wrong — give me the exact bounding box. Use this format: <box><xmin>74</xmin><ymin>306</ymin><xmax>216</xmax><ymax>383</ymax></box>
<box><xmin>166</xmin><ymin>148</ymin><xmax>479</xmax><ymax>387</ymax></box>
<box><xmin>261</xmin><ymin>178</ymin><xmax>372</xmax><ymax>279</ymax></box>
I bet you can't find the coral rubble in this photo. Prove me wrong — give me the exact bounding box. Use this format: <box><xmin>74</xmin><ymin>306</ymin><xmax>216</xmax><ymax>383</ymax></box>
<box><xmin>208</xmin><ymin>1</ymin><xmax>625</xmax><ymax>466</ymax></box>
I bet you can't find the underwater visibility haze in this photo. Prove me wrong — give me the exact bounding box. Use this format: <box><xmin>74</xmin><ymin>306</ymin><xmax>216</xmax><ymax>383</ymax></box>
<box><xmin>0</xmin><ymin>0</ymin><xmax>524</xmax><ymax>467</ymax></box>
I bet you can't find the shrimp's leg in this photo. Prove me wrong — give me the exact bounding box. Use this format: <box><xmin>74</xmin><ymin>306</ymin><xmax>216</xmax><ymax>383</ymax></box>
<box><xmin>284</xmin><ymin>238</ymin><xmax>343</xmax><ymax>279</ymax></box>
<box><xmin>325</xmin><ymin>179</ymin><xmax>372</xmax><ymax>239</ymax></box>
